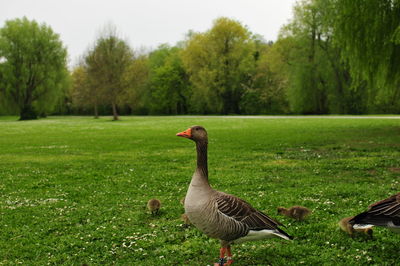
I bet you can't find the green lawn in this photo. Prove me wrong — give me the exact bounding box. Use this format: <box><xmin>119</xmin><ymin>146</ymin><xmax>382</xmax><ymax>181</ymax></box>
<box><xmin>0</xmin><ymin>116</ymin><xmax>399</xmax><ymax>265</ymax></box>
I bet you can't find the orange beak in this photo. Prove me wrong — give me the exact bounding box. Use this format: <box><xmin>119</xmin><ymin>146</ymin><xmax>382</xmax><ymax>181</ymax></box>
<box><xmin>176</xmin><ymin>128</ymin><xmax>192</xmax><ymax>138</ymax></box>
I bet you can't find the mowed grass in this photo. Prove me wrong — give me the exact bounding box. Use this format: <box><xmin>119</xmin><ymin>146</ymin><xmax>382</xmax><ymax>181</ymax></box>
<box><xmin>0</xmin><ymin>116</ymin><xmax>399</xmax><ymax>265</ymax></box>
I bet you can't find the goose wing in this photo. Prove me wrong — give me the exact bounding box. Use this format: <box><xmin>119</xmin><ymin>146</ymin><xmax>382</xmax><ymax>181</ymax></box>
<box><xmin>350</xmin><ymin>193</ymin><xmax>400</xmax><ymax>227</ymax></box>
<box><xmin>215</xmin><ymin>192</ymin><xmax>283</xmax><ymax>230</ymax></box>
<box><xmin>367</xmin><ymin>193</ymin><xmax>400</xmax><ymax>216</ymax></box>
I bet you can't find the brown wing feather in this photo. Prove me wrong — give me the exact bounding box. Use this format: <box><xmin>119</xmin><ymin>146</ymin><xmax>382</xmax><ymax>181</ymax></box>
<box><xmin>368</xmin><ymin>193</ymin><xmax>400</xmax><ymax>216</ymax></box>
<box><xmin>350</xmin><ymin>193</ymin><xmax>400</xmax><ymax>226</ymax></box>
<box><xmin>215</xmin><ymin>192</ymin><xmax>283</xmax><ymax>230</ymax></box>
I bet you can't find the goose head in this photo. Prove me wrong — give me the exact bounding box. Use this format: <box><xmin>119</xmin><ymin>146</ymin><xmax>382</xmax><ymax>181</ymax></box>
<box><xmin>176</xmin><ymin>125</ymin><xmax>208</xmax><ymax>143</ymax></box>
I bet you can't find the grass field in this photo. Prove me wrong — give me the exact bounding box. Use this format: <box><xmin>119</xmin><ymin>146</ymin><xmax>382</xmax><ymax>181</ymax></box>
<box><xmin>0</xmin><ymin>116</ymin><xmax>399</xmax><ymax>265</ymax></box>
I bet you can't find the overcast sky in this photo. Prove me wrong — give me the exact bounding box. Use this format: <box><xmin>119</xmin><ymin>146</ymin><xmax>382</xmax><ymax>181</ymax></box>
<box><xmin>1</xmin><ymin>0</ymin><xmax>297</xmax><ymax>66</ymax></box>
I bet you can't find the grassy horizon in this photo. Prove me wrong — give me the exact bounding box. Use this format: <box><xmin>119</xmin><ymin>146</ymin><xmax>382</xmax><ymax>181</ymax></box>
<box><xmin>1</xmin><ymin>116</ymin><xmax>399</xmax><ymax>265</ymax></box>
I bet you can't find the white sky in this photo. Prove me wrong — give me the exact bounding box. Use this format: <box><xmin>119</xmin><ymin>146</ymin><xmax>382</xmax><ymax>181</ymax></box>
<box><xmin>1</xmin><ymin>0</ymin><xmax>297</xmax><ymax>66</ymax></box>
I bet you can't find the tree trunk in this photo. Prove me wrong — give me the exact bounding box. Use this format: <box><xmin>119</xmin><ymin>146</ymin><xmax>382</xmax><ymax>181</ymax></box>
<box><xmin>19</xmin><ymin>104</ymin><xmax>37</xmax><ymax>120</ymax></box>
<box><xmin>111</xmin><ymin>102</ymin><xmax>119</xmax><ymax>120</ymax></box>
<box><xmin>19</xmin><ymin>85</ymin><xmax>37</xmax><ymax>120</ymax></box>
<box><xmin>94</xmin><ymin>103</ymin><xmax>99</xmax><ymax>119</ymax></box>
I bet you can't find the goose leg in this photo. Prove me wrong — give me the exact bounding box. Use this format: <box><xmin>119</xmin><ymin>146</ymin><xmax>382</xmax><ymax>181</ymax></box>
<box><xmin>214</xmin><ymin>247</ymin><xmax>226</xmax><ymax>266</ymax></box>
<box><xmin>213</xmin><ymin>246</ymin><xmax>234</xmax><ymax>266</ymax></box>
<box><xmin>226</xmin><ymin>245</ymin><xmax>233</xmax><ymax>265</ymax></box>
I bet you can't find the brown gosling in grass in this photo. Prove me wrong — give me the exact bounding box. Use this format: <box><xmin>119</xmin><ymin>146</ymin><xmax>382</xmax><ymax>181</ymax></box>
<box><xmin>338</xmin><ymin>216</ymin><xmax>373</xmax><ymax>237</ymax></box>
<box><xmin>147</xmin><ymin>198</ymin><xmax>161</xmax><ymax>215</ymax></box>
<box><xmin>181</xmin><ymin>213</ymin><xmax>192</xmax><ymax>227</ymax></box>
<box><xmin>277</xmin><ymin>206</ymin><xmax>312</xmax><ymax>221</ymax></box>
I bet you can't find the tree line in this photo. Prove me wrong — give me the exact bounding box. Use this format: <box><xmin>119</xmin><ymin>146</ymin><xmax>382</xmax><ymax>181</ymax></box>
<box><xmin>1</xmin><ymin>0</ymin><xmax>399</xmax><ymax>120</ymax></box>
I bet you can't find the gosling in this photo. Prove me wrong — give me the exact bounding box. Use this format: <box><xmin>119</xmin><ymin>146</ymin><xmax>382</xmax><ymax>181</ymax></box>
<box><xmin>181</xmin><ymin>213</ymin><xmax>191</xmax><ymax>227</ymax></box>
<box><xmin>147</xmin><ymin>198</ymin><xmax>161</xmax><ymax>215</ymax></box>
<box><xmin>277</xmin><ymin>206</ymin><xmax>312</xmax><ymax>221</ymax></box>
<box><xmin>338</xmin><ymin>216</ymin><xmax>373</xmax><ymax>237</ymax></box>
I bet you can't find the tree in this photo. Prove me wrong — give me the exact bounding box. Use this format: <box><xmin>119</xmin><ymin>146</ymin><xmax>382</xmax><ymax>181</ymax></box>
<box><xmin>240</xmin><ymin>41</ymin><xmax>289</xmax><ymax>114</ymax></box>
<box><xmin>274</xmin><ymin>0</ymin><xmax>368</xmax><ymax>114</ymax></box>
<box><xmin>181</xmin><ymin>17</ymin><xmax>256</xmax><ymax>114</ymax></box>
<box><xmin>279</xmin><ymin>1</ymin><xmax>329</xmax><ymax>114</ymax></box>
<box><xmin>0</xmin><ymin>17</ymin><xmax>68</xmax><ymax>120</ymax></box>
<box><xmin>85</xmin><ymin>25</ymin><xmax>133</xmax><ymax>120</ymax></box>
<box><xmin>71</xmin><ymin>65</ymin><xmax>102</xmax><ymax>118</ymax></box>
<box><xmin>145</xmin><ymin>44</ymin><xmax>190</xmax><ymax>114</ymax></box>
<box><xmin>122</xmin><ymin>54</ymin><xmax>149</xmax><ymax>114</ymax></box>
<box><xmin>331</xmin><ymin>0</ymin><xmax>400</xmax><ymax>112</ymax></box>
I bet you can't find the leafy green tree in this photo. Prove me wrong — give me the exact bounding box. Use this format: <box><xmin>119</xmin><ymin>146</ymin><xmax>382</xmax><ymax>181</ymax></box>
<box><xmin>279</xmin><ymin>1</ymin><xmax>329</xmax><ymax>114</ymax></box>
<box><xmin>85</xmin><ymin>26</ymin><xmax>134</xmax><ymax>120</ymax></box>
<box><xmin>181</xmin><ymin>17</ymin><xmax>256</xmax><ymax>114</ymax></box>
<box><xmin>146</xmin><ymin>44</ymin><xmax>190</xmax><ymax>114</ymax></box>
<box><xmin>0</xmin><ymin>17</ymin><xmax>68</xmax><ymax>120</ymax></box>
<box><xmin>71</xmin><ymin>65</ymin><xmax>102</xmax><ymax>118</ymax></box>
<box><xmin>331</xmin><ymin>0</ymin><xmax>400</xmax><ymax>112</ymax></box>
<box><xmin>123</xmin><ymin>54</ymin><xmax>149</xmax><ymax>114</ymax></box>
<box><xmin>46</xmin><ymin>72</ymin><xmax>72</xmax><ymax>116</ymax></box>
<box><xmin>240</xmin><ymin>40</ymin><xmax>289</xmax><ymax>114</ymax></box>
<box><xmin>311</xmin><ymin>0</ymin><xmax>368</xmax><ymax>113</ymax></box>
<box><xmin>275</xmin><ymin>0</ymin><xmax>367</xmax><ymax>114</ymax></box>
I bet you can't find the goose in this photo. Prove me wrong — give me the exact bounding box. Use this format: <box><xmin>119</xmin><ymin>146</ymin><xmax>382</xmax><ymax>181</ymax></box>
<box><xmin>349</xmin><ymin>192</ymin><xmax>400</xmax><ymax>234</ymax></box>
<box><xmin>277</xmin><ymin>206</ymin><xmax>312</xmax><ymax>221</ymax></box>
<box><xmin>147</xmin><ymin>198</ymin><xmax>161</xmax><ymax>215</ymax></box>
<box><xmin>176</xmin><ymin>126</ymin><xmax>292</xmax><ymax>266</ymax></box>
<box><xmin>338</xmin><ymin>216</ymin><xmax>373</xmax><ymax>237</ymax></box>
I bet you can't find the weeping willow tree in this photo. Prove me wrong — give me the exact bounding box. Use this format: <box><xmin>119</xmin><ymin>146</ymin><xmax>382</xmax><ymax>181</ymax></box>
<box><xmin>332</xmin><ymin>0</ymin><xmax>400</xmax><ymax>112</ymax></box>
<box><xmin>0</xmin><ymin>17</ymin><xmax>68</xmax><ymax>120</ymax></box>
<box><xmin>278</xmin><ymin>0</ymin><xmax>331</xmax><ymax>114</ymax></box>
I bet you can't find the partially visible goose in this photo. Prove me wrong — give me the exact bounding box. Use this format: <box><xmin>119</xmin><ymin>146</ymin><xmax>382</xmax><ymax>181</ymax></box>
<box><xmin>349</xmin><ymin>193</ymin><xmax>400</xmax><ymax>234</ymax></box>
<box><xmin>177</xmin><ymin>126</ymin><xmax>292</xmax><ymax>266</ymax></box>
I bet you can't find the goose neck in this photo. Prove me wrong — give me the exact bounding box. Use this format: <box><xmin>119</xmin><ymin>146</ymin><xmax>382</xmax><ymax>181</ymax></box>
<box><xmin>195</xmin><ymin>140</ymin><xmax>208</xmax><ymax>178</ymax></box>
